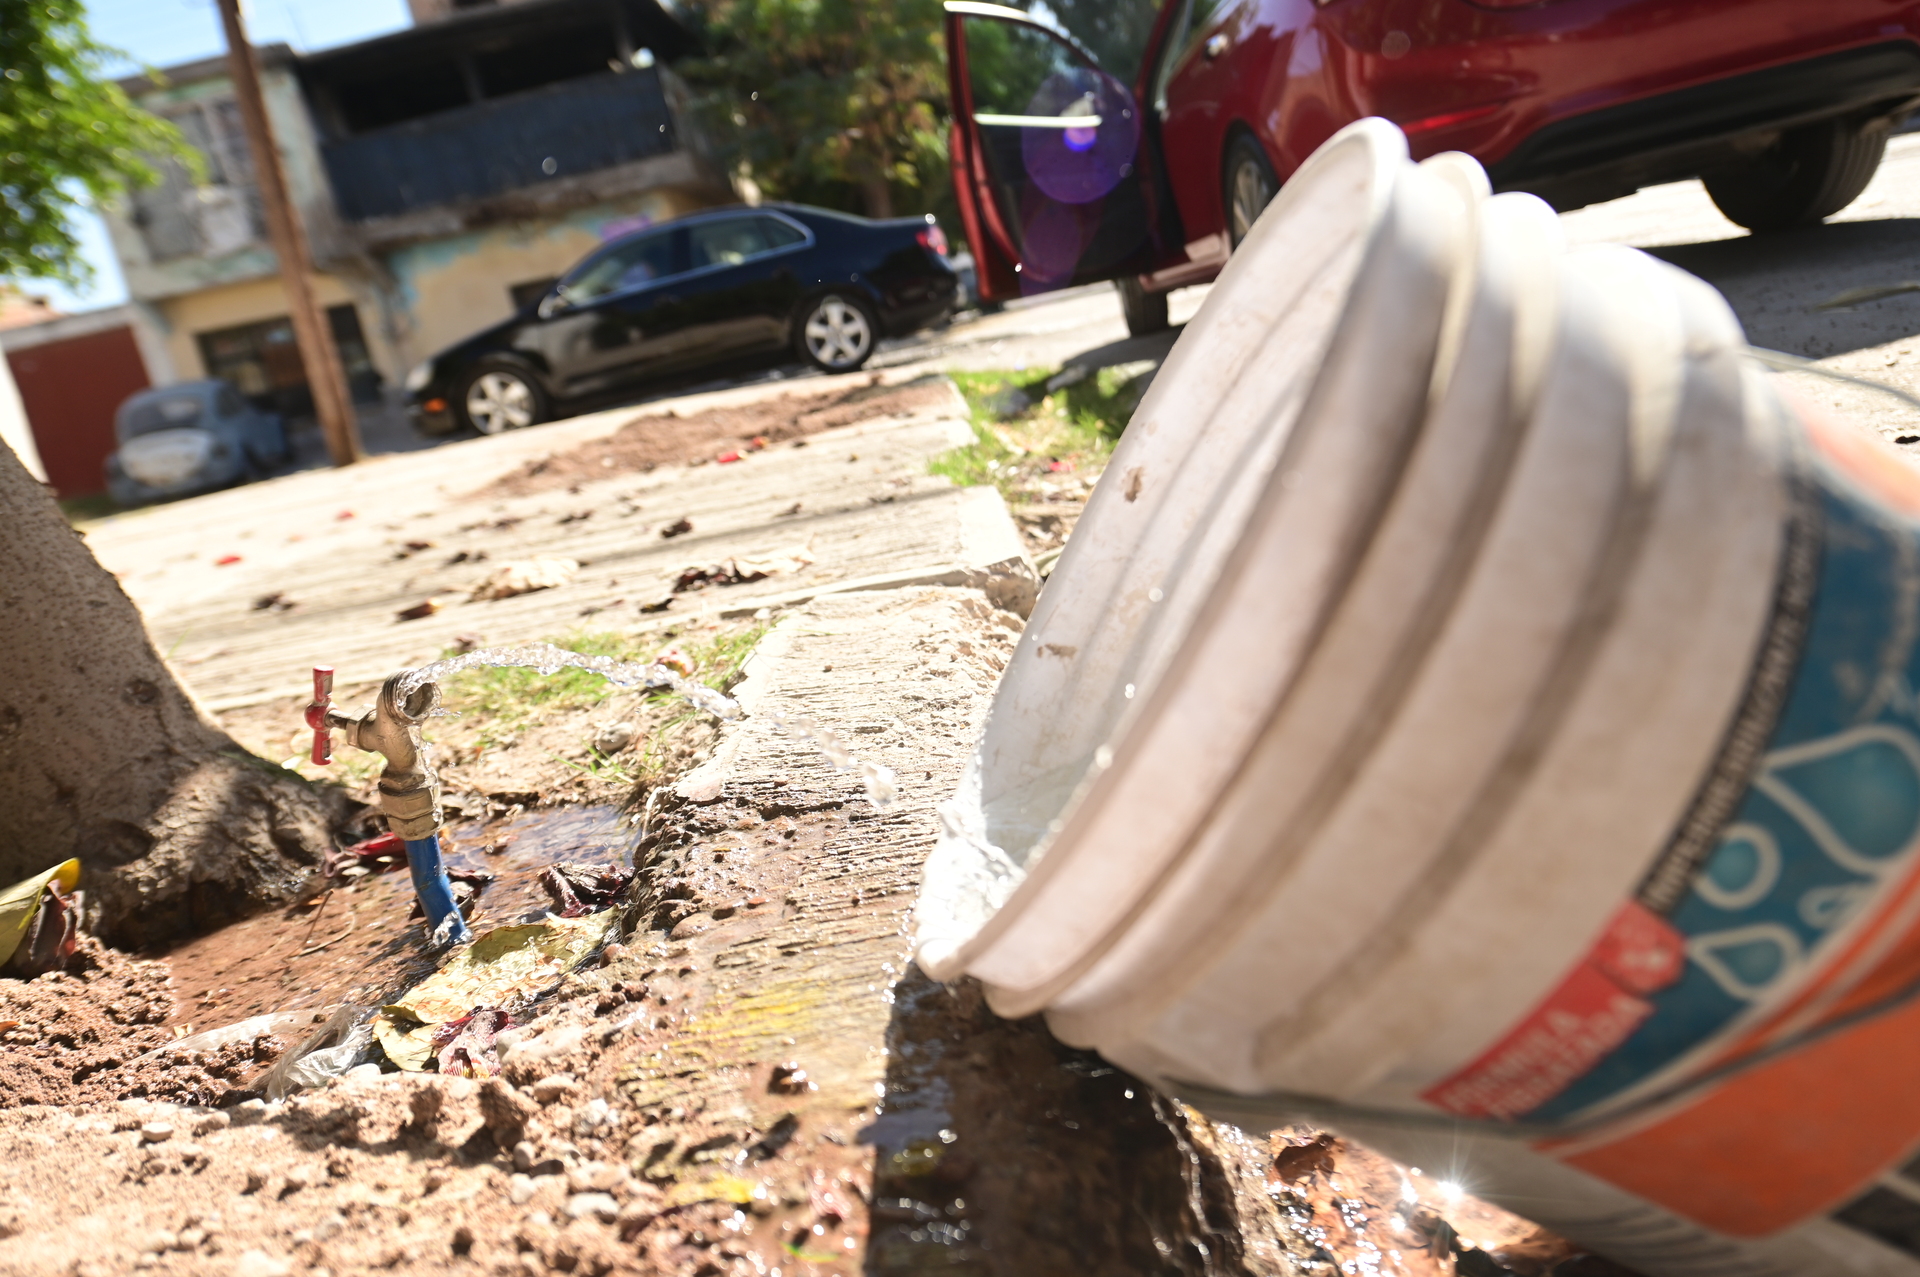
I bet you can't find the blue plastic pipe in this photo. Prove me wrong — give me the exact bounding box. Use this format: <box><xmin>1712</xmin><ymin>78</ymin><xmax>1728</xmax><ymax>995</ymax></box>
<box><xmin>405</xmin><ymin>834</ymin><xmax>473</xmax><ymax>946</ymax></box>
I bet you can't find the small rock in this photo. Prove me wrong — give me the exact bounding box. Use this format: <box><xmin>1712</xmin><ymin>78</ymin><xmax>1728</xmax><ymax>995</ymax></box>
<box><xmin>513</xmin><ymin>1140</ymin><xmax>539</xmax><ymax>1172</ymax></box>
<box><xmin>139</xmin><ymin>1122</ymin><xmax>174</xmax><ymax>1144</ymax></box>
<box><xmin>314</xmin><ymin>1214</ymin><xmax>346</xmax><ymax>1241</ymax></box>
<box><xmin>480</xmin><ymin>1076</ymin><xmax>537</xmax><ymax>1142</ymax></box>
<box><xmin>668</xmin><ymin>913</ymin><xmax>712</xmax><ymax>940</ymax></box>
<box><xmin>231</xmin><ymin>1250</ymin><xmax>293</xmax><ymax>1277</ymax></box>
<box><xmin>531</xmin><ymin>1074</ymin><xmax>576</xmax><ymax>1105</ymax></box>
<box><xmin>423</xmin><ymin>1167</ymin><xmax>450</xmax><ymax>1193</ymax></box>
<box><xmin>510</xmin><ymin>1174</ymin><xmax>538</xmax><ymax>1205</ymax></box>
<box><xmin>500</xmin><ymin>1023</ymin><xmax>589</xmax><ymax>1068</ymax></box>
<box><xmin>592</xmin><ymin>722</ymin><xmax>636</xmax><ymax>754</ymax></box>
<box><xmin>142</xmin><ymin>1231</ymin><xmax>177</xmax><ymax>1254</ymax></box>
<box><xmin>574</xmin><ymin>1097</ymin><xmax>616</xmax><ymax>1134</ymax></box>
<box><xmin>566</xmin><ymin>1161</ymin><xmax>618</xmax><ymax>1193</ymax></box>
<box><xmin>566</xmin><ymin>1192</ymin><xmax>620</xmax><ymax>1223</ymax></box>
<box><xmin>229</xmin><ymin>1099</ymin><xmax>268</xmax><ymax>1127</ymax></box>
<box><xmin>450</xmin><ymin>1224</ymin><xmax>475</xmax><ymax>1255</ymax></box>
<box><xmin>340</xmin><ymin>1062</ymin><xmax>383</xmax><ymax>1084</ymax></box>
<box><xmin>243</xmin><ymin>1165</ymin><xmax>270</xmax><ymax>1194</ymax></box>
<box><xmin>280</xmin><ymin>1165</ymin><xmax>314</xmax><ymax>1195</ymax></box>
<box><xmin>192</xmin><ymin>1111</ymin><xmax>231</xmax><ymax>1135</ymax></box>
<box><xmin>177</xmin><ymin>1228</ymin><xmax>207</xmax><ymax>1250</ymax></box>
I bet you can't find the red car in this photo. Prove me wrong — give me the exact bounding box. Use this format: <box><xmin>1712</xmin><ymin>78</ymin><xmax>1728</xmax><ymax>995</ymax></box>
<box><xmin>945</xmin><ymin>0</ymin><xmax>1920</xmax><ymax>332</ymax></box>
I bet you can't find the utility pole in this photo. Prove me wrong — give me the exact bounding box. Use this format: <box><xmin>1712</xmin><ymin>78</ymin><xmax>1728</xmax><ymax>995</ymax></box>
<box><xmin>214</xmin><ymin>0</ymin><xmax>363</xmax><ymax>466</ymax></box>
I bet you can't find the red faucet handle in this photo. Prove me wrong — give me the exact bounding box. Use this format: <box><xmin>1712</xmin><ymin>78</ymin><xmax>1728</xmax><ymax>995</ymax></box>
<box><xmin>304</xmin><ymin>665</ymin><xmax>335</xmax><ymax>766</ymax></box>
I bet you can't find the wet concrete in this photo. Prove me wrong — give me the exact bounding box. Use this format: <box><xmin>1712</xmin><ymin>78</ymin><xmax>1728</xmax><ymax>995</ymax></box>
<box><xmin>580</xmin><ymin>586</ymin><xmax>1336</xmax><ymax>1275</ymax></box>
<box><xmin>157</xmin><ymin>804</ymin><xmax>634</xmax><ymax>1031</ymax></box>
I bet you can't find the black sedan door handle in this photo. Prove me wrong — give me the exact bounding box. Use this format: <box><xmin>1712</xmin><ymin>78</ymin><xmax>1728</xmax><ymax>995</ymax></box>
<box><xmin>1204</xmin><ymin>33</ymin><xmax>1229</xmax><ymax>60</ymax></box>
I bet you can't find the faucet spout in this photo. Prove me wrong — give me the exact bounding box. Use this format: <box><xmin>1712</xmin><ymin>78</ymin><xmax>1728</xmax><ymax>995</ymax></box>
<box><xmin>329</xmin><ymin>673</ymin><xmax>443</xmax><ymax>841</ymax></box>
<box><xmin>311</xmin><ymin>669</ymin><xmax>472</xmax><ymax>945</ymax></box>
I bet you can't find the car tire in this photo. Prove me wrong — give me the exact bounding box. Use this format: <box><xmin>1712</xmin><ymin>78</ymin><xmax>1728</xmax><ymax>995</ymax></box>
<box><xmin>1704</xmin><ymin>116</ymin><xmax>1890</xmax><ymax>232</ymax></box>
<box><xmin>1225</xmin><ymin>133</ymin><xmax>1280</xmax><ymax>250</ymax></box>
<box><xmin>1117</xmin><ymin>276</ymin><xmax>1170</xmax><ymax>337</ymax></box>
<box><xmin>796</xmin><ymin>293</ymin><xmax>878</xmax><ymax>372</ymax></box>
<box><xmin>457</xmin><ymin>362</ymin><xmax>548</xmax><ymax>435</ymax></box>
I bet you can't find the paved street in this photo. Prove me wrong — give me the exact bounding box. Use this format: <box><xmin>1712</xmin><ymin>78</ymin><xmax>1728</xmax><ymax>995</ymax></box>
<box><xmin>1562</xmin><ymin>131</ymin><xmax>1920</xmax><ymax>441</ymax></box>
<box><xmin>288</xmin><ymin>131</ymin><xmax>1920</xmax><ymax>476</ymax></box>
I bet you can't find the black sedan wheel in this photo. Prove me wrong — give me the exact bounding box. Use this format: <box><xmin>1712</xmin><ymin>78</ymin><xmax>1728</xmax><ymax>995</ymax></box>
<box><xmin>459</xmin><ymin>364</ymin><xmax>547</xmax><ymax>434</ymax></box>
<box><xmin>797</xmin><ymin>294</ymin><xmax>876</xmax><ymax>372</ymax></box>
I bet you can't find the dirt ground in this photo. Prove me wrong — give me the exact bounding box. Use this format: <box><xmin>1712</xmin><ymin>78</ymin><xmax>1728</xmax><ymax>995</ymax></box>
<box><xmin>480</xmin><ymin>379</ymin><xmax>959</xmax><ymax>500</ymax></box>
<box><xmin>0</xmin><ymin>583</ymin><xmax>1642</xmax><ymax>1277</ymax></box>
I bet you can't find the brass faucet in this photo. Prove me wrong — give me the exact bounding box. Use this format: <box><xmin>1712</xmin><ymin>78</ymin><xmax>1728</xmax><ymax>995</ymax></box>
<box><xmin>305</xmin><ymin>666</ymin><xmax>470</xmax><ymax>944</ymax></box>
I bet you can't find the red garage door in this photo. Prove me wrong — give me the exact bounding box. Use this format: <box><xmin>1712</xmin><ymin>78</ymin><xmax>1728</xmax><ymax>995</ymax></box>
<box><xmin>7</xmin><ymin>326</ymin><xmax>150</xmax><ymax>497</ymax></box>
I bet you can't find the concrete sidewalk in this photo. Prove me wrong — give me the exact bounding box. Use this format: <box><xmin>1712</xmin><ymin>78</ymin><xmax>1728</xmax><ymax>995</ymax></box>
<box><xmin>83</xmin><ymin>370</ymin><xmax>1033</xmax><ymax>710</ymax></box>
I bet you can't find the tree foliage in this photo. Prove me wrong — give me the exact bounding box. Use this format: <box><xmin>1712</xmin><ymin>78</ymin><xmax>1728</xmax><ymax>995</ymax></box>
<box><xmin>0</xmin><ymin>0</ymin><xmax>190</xmax><ymax>285</ymax></box>
<box><xmin>673</xmin><ymin>0</ymin><xmax>950</xmax><ymax>220</ymax></box>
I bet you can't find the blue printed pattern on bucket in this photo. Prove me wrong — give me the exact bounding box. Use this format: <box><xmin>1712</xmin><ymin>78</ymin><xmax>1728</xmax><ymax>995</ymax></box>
<box><xmin>1536</xmin><ymin>467</ymin><xmax>1920</xmax><ymax>1121</ymax></box>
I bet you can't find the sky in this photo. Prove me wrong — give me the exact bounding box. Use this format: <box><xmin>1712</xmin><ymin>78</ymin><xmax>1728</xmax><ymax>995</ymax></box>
<box><xmin>16</xmin><ymin>0</ymin><xmax>413</xmax><ymax>313</ymax></box>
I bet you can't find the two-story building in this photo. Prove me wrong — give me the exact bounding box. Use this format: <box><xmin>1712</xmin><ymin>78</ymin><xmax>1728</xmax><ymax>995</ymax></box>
<box><xmin>104</xmin><ymin>0</ymin><xmax>733</xmax><ymax>420</ymax></box>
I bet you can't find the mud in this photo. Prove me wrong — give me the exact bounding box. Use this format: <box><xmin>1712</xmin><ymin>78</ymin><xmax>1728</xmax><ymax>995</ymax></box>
<box><xmin>480</xmin><ymin>377</ymin><xmax>959</xmax><ymax>498</ymax></box>
<box><xmin>159</xmin><ymin>806</ymin><xmax>634</xmax><ymax>1033</ymax></box>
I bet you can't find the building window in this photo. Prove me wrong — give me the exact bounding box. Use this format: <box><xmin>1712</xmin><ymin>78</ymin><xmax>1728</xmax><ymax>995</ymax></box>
<box><xmin>129</xmin><ymin>97</ymin><xmax>266</xmax><ymax>262</ymax></box>
<box><xmin>196</xmin><ymin>304</ymin><xmax>381</xmax><ymax>416</ymax></box>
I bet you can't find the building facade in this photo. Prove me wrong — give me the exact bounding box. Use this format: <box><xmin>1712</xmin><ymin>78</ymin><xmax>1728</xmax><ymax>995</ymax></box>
<box><xmin>101</xmin><ymin>0</ymin><xmax>732</xmax><ymax>419</ymax></box>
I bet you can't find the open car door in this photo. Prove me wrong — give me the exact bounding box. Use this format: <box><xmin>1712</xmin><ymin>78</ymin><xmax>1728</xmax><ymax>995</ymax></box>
<box><xmin>945</xmin><ymin>1</ymin><xmax>1176</xmax><ymax>302</ymax></box>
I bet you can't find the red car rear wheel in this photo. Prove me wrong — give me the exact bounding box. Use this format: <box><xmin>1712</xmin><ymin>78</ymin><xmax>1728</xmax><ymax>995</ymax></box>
<box><xmin>1703</xmin><ymin>115</ymin><xmax>1891</xmax><ymax>232</ymax></box>
<box><xmin>1225</xmin><ymin>134</ymin><xmax>1280</xmax><ymax>250</ymax></box>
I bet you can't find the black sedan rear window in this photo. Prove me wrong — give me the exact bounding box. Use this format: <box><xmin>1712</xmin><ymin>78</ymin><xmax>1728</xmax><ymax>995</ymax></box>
<box><xmin>689</xmin><ymin>216</ymin><xmax>805</xmax><ymax>269</ymax></box>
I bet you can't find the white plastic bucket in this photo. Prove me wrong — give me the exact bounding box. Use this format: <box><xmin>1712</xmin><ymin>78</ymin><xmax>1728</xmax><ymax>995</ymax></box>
<box><xmin>917</xmin><ymin>118</ymin><xmax>1920</xmax><ymax>1275</ymax></box>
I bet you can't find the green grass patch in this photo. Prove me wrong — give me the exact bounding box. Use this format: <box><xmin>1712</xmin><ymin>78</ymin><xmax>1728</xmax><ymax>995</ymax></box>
<box><xmin>441</xmin><ymin>623</ymin><xmax>768</xmax><ymax>728</ymax></box>
<box><xmin>59</xmin><ymin>493</ymin><xmax>122</xmax><ymax>527</ymax></box>
<box><xmin>932</xmin><ymin>364</ymin><xmax>1152</xmax><ymax>501</ymax></box>
<box><xmin>550</xmin><ymin>749</ymin><xmax>639</xmax><ymax>786</ymax></box>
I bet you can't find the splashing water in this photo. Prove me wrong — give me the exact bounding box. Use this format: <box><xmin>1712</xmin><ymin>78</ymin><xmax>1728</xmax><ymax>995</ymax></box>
<box><xmin>766</xmin><ymin>712</ymin><xmax>899</xmax><ymax>809</ymax></box>
<box><xmin>396</xmin><ymin>643</ymin><xmax>897</xmax><ymax>809</ymax></box>
<box><xmin>398</xmin><ymin>643</ymin><xmax>743</xmax><ymax>721</ymax></box>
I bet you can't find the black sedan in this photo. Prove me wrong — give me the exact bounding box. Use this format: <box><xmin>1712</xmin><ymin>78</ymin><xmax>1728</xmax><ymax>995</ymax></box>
<box><xmin>406</xmin><ymin>203</ymin><xmax>960</xmax><ymax>435</ymax></box>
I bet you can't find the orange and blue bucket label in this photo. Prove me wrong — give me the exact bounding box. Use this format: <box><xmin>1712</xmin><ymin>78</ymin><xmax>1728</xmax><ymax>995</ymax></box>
<box><xmin>1425</xmin><ymin>414</ymin><xmax>1920</xmax><ymax>1245</ymax></box>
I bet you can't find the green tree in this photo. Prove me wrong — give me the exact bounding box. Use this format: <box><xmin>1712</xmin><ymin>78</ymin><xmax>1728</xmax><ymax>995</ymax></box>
<box><xmin>0</xmin><ymin>0</ymin><xmax>189</xmax><ymax>285</ymax></box>
<box><xmin>674</xmin><ymin>0</ymin><xmax>950</xmax><ymax>220</ymax></box>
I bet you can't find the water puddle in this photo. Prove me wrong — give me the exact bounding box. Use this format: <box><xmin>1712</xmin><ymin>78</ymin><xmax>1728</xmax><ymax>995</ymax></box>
<box><xmin>157</xmin><ymin>805</ymin><xmax>634</xmax><ymax>1031</ymax></box>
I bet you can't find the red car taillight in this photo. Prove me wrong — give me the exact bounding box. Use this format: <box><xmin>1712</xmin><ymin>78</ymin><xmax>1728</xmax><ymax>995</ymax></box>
<box><xmin>917</xmin><ymin>222</ymin><xmax>949</xmax><ymax>256</ymax></box>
